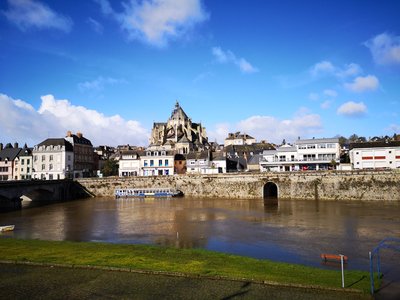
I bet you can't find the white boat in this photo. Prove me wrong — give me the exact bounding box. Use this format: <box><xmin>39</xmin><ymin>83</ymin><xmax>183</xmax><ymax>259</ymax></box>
<box><xmin>0</xmin><ymin>225</ymin><xmax>15</xmax><ymax>232</ymax></box>
<box><xmin>115</xmin><ymin>188</ymin><xmax>183</xmax><ymax>198</ymax></box>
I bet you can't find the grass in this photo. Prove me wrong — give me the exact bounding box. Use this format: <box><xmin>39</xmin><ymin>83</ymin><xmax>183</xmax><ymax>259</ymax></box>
<box><xmin>0</xmin><ymin>238</ymin><xmax>371</xmax><ymax>293</ymax></box>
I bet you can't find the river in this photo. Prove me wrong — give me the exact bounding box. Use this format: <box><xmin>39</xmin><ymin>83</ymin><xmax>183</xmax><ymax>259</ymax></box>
<box><xmin>1</xmin><ymin>197</ymin><xmax>399</xmax><ymax>273</ymax></box>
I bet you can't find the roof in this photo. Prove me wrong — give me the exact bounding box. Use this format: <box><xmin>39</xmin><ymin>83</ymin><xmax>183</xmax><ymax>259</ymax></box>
<box><xmin>66</xmin><ymin>134</ymin><xmax>93</xmax><ymax>146</ymax></box>
<box><xmin>37</xmin><ymin>138</ymin><xmax>74</xmax><ymax>151</ymax></box>
<box><xmin>170</xmin><ymin>101</ymin><xmax>189</xmax><ymax>121</ymax></box>
<box><xmin>247</xmin><ymin>154</ymin><xmax>262</xmax><ymax>165</ymax></box>
<box><xmin>121</xmin><ymin>150</ymin><xmax>139</xmax><ymax>156</ymax></box>
<box><xmin>186</xmin><ymin>151</ymin><xmax>209</xmax><ymax>160</ymax></box>
<box><xmin>295</xmin><ymin>138</ymin><xmax>339</xmax><ymax>145</ymax></box>
<box><xmin>349</xmin><ymin>141</ymin><xmax>400</xmax><ymax>150</ymax></box>
<box><xmin>225</xmin><ymin>143</ymin><xmax>275</xmax><ymax>154</ymax></box>
<box><xmin>0</xmin><ymin>147</ymin><xmax>22</xmax><ymax>161</ymax></box>
<box><xmin>177</xmin><ymin>136</ymin><xmax>190</xmax><ymax>143</ymax></box>
<box><xmin>225</xmin><ymin>132</ymin><xmax>255</xmax><ymax>140</ymax></box>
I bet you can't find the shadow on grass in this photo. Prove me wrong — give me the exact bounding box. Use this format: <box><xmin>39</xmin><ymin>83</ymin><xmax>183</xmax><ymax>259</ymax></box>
<box><xmin>346</xmin><ymin>275</ymin><xmax>367</xmax><ymax>288</ymax></box>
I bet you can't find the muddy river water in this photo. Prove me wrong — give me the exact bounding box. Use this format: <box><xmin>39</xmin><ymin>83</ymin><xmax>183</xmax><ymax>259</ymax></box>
<box><xmin>1</xmin><ymin>197</ymin><xmax>399</xmax><ymax>274</ymax></box>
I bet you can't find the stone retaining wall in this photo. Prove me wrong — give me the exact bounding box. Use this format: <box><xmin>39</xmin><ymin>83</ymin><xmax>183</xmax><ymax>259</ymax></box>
<box><xmin>77</xmin><ymin>171</ymin><xmax>400</xmax><ymax>201</ymax></box>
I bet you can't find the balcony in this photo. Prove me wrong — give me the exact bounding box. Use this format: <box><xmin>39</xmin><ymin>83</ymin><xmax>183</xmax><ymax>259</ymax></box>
<box><xmin>260</xmin><ymin>157</ymin><xmax>339</xmax><ymax>164</ymax></box>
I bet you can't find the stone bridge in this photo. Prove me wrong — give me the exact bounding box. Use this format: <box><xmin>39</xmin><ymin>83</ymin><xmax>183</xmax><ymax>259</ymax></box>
<box><xmin>78</xmin><ymin>170</ymin><xmax>400</xmax><ymax>202</ymax></box>
<box><xmin>0</xmin><ymin>180</ymin><xmax>91</xmax><ymax>210</ymax></box>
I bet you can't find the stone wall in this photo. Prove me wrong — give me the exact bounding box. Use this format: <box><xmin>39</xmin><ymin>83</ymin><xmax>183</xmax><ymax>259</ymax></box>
<box><xmin>77</xmin><ymin>171</ymin><xmax>400</xmax><ymax>201</ymax></box>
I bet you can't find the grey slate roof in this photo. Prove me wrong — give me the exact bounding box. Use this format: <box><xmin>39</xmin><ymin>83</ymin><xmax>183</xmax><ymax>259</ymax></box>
<box><xmin>0</xmin><ymin>147</ymin><xmax>22</xmax><ymax>161</ymax></box>
<box><xmin>37</xmin><ymin>138</ymin><xmax>74</xmax><ymax>151</ymax></box>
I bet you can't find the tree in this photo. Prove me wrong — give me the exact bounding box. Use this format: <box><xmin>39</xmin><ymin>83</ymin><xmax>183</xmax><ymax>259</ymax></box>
<box><xmin>338</xmin><ymin>136</ymin><xmax>348</xmax><ymax>146</ymax></box>
<box><xmin>101</xmin><ymin>159</ymin><xmax>118</xmax><ymax>177</ymax></box>
<box><xmin>348</xmin><ymin>134</ymin><xmax>358</xmax><ymax>142</ymax></box>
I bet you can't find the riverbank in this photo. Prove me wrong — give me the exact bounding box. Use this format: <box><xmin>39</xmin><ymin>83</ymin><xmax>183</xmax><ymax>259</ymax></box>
<box><xmin>0</xmin><ymin>263</ymin><xmax>372</xmax><ymax>300</ymax></box>
<box><xmin>0</xmin><ymin>238</ymin><xmax>372</xmax><ymax>294</ymax></box>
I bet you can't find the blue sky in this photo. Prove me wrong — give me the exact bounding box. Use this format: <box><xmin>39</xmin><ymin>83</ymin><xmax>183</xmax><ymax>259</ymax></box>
<box><xmin>0</xmin><ymin>0</ymin><xmax>399</xmax><ymax>146</ymax></box>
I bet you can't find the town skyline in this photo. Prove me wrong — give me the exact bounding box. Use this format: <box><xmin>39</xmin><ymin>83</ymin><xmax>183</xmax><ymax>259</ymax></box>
<box><xmin>1</xmin><ymin>0</ymin><xmax>399</xmax><ymax>146</ymax></box>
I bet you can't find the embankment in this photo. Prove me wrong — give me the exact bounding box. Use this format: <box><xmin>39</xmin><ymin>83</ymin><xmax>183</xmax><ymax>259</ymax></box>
<box><xmin>77</xmin><ymin>171</ymin><xmax>400</xmax><ymax>201</ymax></box>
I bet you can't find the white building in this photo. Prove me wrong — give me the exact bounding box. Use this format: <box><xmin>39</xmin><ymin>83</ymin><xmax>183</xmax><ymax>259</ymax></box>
<box><xmin>260</xmin><ymin>138</ymin><xmax>340</xmax><ymax>172</ymax></box>
<box><xmin>119</xmin><ymin>150</ymin><xmax>141</xmax><ymax>177</ymax></box>
<box><xmin>224</xmin><ymin>132</ymin><xmax>256</xmax><ymax>147</ymax></box>
<box><xmin>186</xmin><ymin>151</ymin><xmax>211</xmax><ymax>174</ymax></box>
<box><xmin>32</xmin><ymin>138</ymin><xmax>74</xmax><ymax>180</ymax></box>
<box><xmin>140</xmin><ymin>149</ymin><xmax>174</xmax><ymax>176</ymax></box>
<box><xmin>16</xmin><ymin>146</ymin><xmax>33</xmax><ymax>180</ymax></box>
<box><xmin>349</xmin><ymin>142</ymin><xmax>400</xmax><ymax>169</ymax></box>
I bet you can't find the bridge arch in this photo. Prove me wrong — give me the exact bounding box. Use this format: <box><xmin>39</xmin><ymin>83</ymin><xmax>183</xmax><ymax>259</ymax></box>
<box><xmin>263</xmin><ymin>182</ymin><xmax>278</xmax><ymax>204</ymax></box>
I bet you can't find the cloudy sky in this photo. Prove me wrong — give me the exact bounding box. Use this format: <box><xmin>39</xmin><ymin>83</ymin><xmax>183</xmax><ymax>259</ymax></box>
<box><xmin>1</xmin><ymin>0</ymin><xmax>399</xmax><ymax>146</ymax></box>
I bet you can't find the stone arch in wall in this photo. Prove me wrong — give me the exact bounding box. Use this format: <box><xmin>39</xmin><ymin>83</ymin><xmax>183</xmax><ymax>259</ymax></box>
<box><xmin>263</xmin><ymin>182</ymin><xmax>278</xmax><ymax>204</ymax></box>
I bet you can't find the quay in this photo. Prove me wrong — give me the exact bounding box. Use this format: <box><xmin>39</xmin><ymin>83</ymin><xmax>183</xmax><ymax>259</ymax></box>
<box><xmin>79</xmin><ymin>170</ymin><xmax>400</xmax><ymax>201</ymax></box>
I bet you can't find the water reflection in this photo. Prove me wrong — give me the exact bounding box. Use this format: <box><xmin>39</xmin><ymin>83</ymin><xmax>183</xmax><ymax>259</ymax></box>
<box><xmin>1</xmin><ymin>197</ymin><xmax>400</xmax><ymax>272</ymax></box>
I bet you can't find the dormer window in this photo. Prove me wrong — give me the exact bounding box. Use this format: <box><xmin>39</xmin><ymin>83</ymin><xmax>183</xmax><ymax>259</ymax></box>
<box><xmin>161</xmin><ymin>151</ymin><xmax>166</xmax><ymax>156</ymax></box>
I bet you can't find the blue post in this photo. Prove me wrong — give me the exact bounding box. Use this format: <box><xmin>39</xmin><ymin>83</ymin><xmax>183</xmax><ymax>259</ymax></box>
<box><xmin>369</xmin><ymin>251</ymin><xmax>375</xmax><ymax>295</ymax></box>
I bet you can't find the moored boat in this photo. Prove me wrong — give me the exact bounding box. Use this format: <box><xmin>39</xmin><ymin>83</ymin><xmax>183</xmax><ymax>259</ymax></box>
<box><xmin>0</xmin><ymin>225</ymin><xmax>15</xmax><ymax>232</ymax></box>
<box><xmin>115</xmin><ymin>188</ymin><xmax>183</xmax><ymax>198</ymax></box>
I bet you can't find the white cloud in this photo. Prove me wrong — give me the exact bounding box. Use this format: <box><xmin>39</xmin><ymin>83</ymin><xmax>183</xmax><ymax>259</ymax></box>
<box><xmin>320</xmin><ymin>100</ymin><xmax>332</xmax><ymax>109</ymax></box>
<box><xmin>310</xmin><ymin>61</ymin><xmax>362</xmax><ymax>78</ymax></box>
<box><xmin>337</xmin><ymin>101</ymin><xmax>367</xmax><ymax>117</ymax></box>
<box><xmin>323</xmin><ymin>89</ymin><xmax>337</xmax><ymax>98</ymax></box>
<box><xmin>96</xmin><ymin>0</ymin><xmax>208</xmax><ymax>47</ymax></box>
<box><xmin>2</xmin><ymin>0</ymin><xmax>73</xmax><ymax>32</ymax></box>
<box><xmin>310</xmin><ymin>61</ymin><xmax>335</xmax><ymax>76</ymax></box>
<box><xmin>212</xmin><ymin>47</ymin><xmax>258</xmax><ymax>74</ymax></box>
<box><xmin>208</xmin><ymin>111</ymin><xmax>322</xmax><ymax>144</ymax></box>
<box><xmin>78</xmin><ymin>76</ymin><xmax>126</xmax><ymax>92</ymax></box>
<box><xmin>365</xmin><ymin>33</ymin><xmax>400</xmax><ymax>65</ymax></box>
<box><xmin>0</xmin><ymin>93</ymin><xmax>149</xmax><ymax>146</ymax></box>
<box><xmin>87</xmin><ymin>17</ymin><xmax>103</xmax><ymax>34</ymax></box>
<box><xmin>344</xmin><ymin>75</ymin><xmax>379</xmax><ymax>93</ymax></box>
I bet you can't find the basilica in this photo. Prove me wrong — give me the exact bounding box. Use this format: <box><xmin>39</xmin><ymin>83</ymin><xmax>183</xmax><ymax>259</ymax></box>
<box><xmin>149</xmin><ymin>101</ymin><xmax>210</xmax><ymax>154</ymax></box>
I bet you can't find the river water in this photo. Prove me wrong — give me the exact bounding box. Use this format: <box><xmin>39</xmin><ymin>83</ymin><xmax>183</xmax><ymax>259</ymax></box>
<box><xmin>1</xmin><ymin>197</ymin><xmax>399</xmax><ymax>273</ymax></box>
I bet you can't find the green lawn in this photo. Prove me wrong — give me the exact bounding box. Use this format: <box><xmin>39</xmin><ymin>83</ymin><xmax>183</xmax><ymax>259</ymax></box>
<box><xmin>0</xmin><ymin>238</ymin><xmax>371</xmax><ymax>293</ymax></box>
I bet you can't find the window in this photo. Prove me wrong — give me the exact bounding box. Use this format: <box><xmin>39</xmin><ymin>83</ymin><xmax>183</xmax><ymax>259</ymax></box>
<box><xmin>42</xmin><ymin>164</ymin><xmax>45</xmax><ymax>170</ymax></box>
<box><xmin>42</xmin><ymin>155</ymin><xmax>45</xmax><ymax>161</ymax></box>
<box><xmin>165</xmin><ymin>169</ymin><xmax>169</xmax><ymax>175</ymax></box>
<box><xmin>144</xmin><ymin>160</ymin><xmax>148</xmax><ymax>167</ymax></box>
<box><xmin>327</xmin><ymin>144</ymin><xmax>335</xmax><ymax>148</ymax></box>
<box><xmin>307</xmin><ymin>145</ymin><xmax>316</xmax><ymax>149</ymax></box>
<box><xmin>50</xmin><ymin>155</ymin><xmax>53</xmax><ymax>161</ymax></box>
<box><xmin>298</xmin><ymin>145</ymin><xmax>306</xmax><ymax>149</ymax></box>
<box><xmin>21</xmin><ymin>168</ymin><xmax>24</xmax><ymax>172</ymax></box>
<box><xmin>34</xmin><ymin>155</ymin><xmax>37</xmax><ymax>162</ymax></box>
<box><xmin>318</xmin><ymin>144</ymin><xmax>326</xmax><ymax>148</ymax></box>
<box><xmin>150</xmin><ymin>160</ymin><xmax>154</xmax><ymax>166</ymax></box>
<box><xmin>68</xmin><ymin>155</ymin><xmax>71</xmax><ymax>161</ymax></box>
<box><xmin>27</xmin><ymin>167</ymin><xmax>30</xmax><ymax>173</ymax></box>
<box><xmin>159</xmin><ymin>159</ymin><xmax>162</xmax><ymax>166</ymax></box>
<box><xmin>27</xmin><ymin>159</ymin><xmax>30</xmax><ymax>164</ymax></box>
<box><xmin>165</xmin><ymin>159</ymin><xmax>169</xmax><ymax>166</ymax></box>
<box><xmin>21</xmin><ymin>159</ymin><xmax>25</xmax><ymax>165</ymax></box>
<box><xmin>49</xmin><ymin>164</ymin><xmax>53</xmax><ymax>170</ymax></box>
<box><xmin>161</xmin><ymin>151</ymin><xmax>166</xmax><ymax>155</ymax></box>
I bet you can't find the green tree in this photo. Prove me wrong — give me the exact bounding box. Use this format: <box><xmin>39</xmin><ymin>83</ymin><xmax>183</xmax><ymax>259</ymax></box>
<box><xmin>101</xmin><ymin>159</ymin><xmax>118</xmax><ymax>177</ymax></box>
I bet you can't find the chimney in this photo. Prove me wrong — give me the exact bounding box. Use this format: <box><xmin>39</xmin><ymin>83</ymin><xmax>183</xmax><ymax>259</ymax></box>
<box><xmin>14</xmin><ymin>142</ymin><xmax>19</xmax><ymax>148</ymax></box>
<box><xmin>77</xmin><ymin>132</ymin><xmax>83</xmax><ymax>138</ymax></box>
<box><xmin>0</xmin><ymin>143</ymin><xmax>3</xmax><ymax>151</ymax></box>
<box><xmin>67</xmin><ymin>131</ymin><xmax>72</xmax><ymax>137</ymax></box>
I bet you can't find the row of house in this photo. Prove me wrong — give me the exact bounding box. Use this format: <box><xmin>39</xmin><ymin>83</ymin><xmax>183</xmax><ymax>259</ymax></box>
<box><xmin>0</xmin><ymin>131</ymin><xmax>96</xmax><ymax>181</ymax></box>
